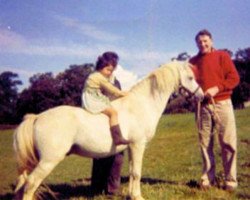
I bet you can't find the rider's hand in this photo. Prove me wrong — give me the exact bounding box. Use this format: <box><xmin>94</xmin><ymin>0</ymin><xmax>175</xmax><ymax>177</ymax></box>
<box><xmin>121</xmin><ymin>91</ymin><xmax>129</xmax><ymax>96</ymax></box>
<box><xmin>204</xmin><ymin>86</ymin><xmax>219</xmax><ymax>98</ymax></box>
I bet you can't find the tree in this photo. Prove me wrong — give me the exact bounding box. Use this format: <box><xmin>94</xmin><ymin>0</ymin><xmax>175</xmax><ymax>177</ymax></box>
<box><xmin>232</xmin><ymin>47</ymin><xmax>250</xmax><ymax>108</ymax></box>
<box><xmin>0</xmin><ymin>71</ymin><xmax>22</xmax><ymax>124</ymax></box>
<box><xmin>221</xmin><ymin>48</ymin><xmax>233</xmax><ymax>58</ymax></box>
<box><xmin>16</xmin><ymin>63</ymin><xmax>94</xmax><ymax>120</ymax></box>
<box><xmin>235</xmin><ymin>47</ymin><xmax>250</xmax><ymax>61</ymax></box>
<box><xmin>171</xmin><ymin>52</ymin><xmax>191</xmax><ymax>61</ymax></box>
<box><xmin>56</xmin><ymin>63</ymin><xmax>94</xmax><ymax>106</ymax></box>
<box><xmin>17</xmin><ymin>72</ymin><xmax>61</xmax><ymax>118</ymax></box>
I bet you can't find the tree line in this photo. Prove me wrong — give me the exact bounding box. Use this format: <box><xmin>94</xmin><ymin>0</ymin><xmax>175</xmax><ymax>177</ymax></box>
<box><xmin>0</xmin><ymin>64</ymin><xmax>93</xmax><ymax>124</ymax></box>
<box><xmin>0</xmin><ymin>48</ymin><xmax>250</xmax><ymax>124</ymax></box>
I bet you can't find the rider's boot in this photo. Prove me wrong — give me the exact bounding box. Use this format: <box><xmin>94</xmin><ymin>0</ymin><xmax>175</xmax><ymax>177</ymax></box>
<box><xmin>110</xmin><ymin>125</ymin><xmax>130</xmax><ymax>145</ymax></box>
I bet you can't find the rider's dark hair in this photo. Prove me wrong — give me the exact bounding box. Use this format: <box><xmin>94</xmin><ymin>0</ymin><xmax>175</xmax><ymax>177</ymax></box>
<box><xmin>95</xmin><ymin>51</ymin><xmax>119</xmax><ymax>71</ymax></box>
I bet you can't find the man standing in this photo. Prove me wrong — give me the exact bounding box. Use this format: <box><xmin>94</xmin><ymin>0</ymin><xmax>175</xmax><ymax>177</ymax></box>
<box><xmin>189</xmin><ymin>29</ymin><xmax>240</xmax><ymax>191</ymax></box>
<box><xmin>91</xmin><ymin>151</ymin><xmax>124</xmax><ymax>196</ymax></box>
<box><xmin>91</xmin><ymin>78</ymin><xmax>124</xmax><ymax>196</ymax></box>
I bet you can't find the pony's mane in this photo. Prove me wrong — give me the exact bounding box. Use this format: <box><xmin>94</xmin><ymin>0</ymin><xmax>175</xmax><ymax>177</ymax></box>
<box><xmin>129</xmin><ymin>62</ymin><xmax>181</xmax><ymax>95</ymax></box>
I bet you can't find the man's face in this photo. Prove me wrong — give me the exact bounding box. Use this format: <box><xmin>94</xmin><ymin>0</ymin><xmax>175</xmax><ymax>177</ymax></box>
<box><xmin>196</xmin><ymin>35</ymin><xmax>213</xmax><ymax>54</ymax></box>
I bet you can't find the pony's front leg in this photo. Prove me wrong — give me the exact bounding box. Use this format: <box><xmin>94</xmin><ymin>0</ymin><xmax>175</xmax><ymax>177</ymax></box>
<box><xmin>128</xmin><ymin>142</ymin><xmax>146</xmax><ymax>200</ymax></box>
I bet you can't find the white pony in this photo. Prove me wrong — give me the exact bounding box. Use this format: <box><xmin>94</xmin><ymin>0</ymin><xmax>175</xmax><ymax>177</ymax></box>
<box><xmin>13</xmin><ymin>61</ymin><xmax>203</xmax><ymax>200</ymax></box>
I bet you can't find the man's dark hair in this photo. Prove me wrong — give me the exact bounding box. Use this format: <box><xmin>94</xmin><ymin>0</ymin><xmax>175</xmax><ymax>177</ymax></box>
<box><xmin>195</xmin><ymin>29</ymin><xmax>212</xmax><ymax>41</ymax></box>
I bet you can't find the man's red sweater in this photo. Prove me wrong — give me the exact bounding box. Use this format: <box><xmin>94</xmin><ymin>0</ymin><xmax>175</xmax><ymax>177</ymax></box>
<box><xmin>189</xmin><ymin>49</ymin><xmax>240</xmax><ymax>102</ymax></box>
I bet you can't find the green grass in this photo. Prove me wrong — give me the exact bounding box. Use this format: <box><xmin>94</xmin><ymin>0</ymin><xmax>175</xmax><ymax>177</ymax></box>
<box><xmin>0</xmin><ymin>108</ymin><xmax>249</xmax><ymax>200</ymax></box>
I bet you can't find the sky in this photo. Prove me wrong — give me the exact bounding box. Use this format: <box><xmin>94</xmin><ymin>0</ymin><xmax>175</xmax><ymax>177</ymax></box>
<box><xmin>0</xmin><ymin>0</ymin><xmax>249</xmax><ymax>91</ymax></box>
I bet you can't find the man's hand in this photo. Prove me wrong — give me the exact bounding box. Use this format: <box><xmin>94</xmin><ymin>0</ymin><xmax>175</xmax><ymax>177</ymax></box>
<box><xmin>204</xmin><ymin>86</ymin><xmax>219</xmax><ymax>98</ymax></box>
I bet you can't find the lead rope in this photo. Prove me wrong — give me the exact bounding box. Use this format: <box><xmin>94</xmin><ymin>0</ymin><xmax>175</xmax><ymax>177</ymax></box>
<box><xmin>197</xmin><ymin>100</ymin><xmax>202</xmax><ymax>131</ymax></box>
<box><xmin>210</xmin><ymin>97</ymin><xmax>222</xmax><ymax>126</ymax></box>
<box><xmin>196</xmin><ymin>97</ymin><xmax>222</xmax><ymax>132</ymax></box>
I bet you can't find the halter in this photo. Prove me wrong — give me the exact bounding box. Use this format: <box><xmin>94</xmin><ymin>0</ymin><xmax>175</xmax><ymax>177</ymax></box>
<box><xmin>178</xmin><ymin>85</ymin><xmax>201</xmax><ymax>101</ymax></box>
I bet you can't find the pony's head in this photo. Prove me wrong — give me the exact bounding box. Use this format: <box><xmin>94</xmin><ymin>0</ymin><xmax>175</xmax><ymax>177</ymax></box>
<box><xmin>178</xmin><ymin>62</ymin><xmax>204</xmax><ymax>101</ymax></box>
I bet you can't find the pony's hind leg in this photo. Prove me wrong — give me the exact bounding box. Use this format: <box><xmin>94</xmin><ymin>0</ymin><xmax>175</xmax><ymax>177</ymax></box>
<box><xmin>21</xmin><ymin>159</ymin><xmax>63</xmax><ymax>200</ymax></box>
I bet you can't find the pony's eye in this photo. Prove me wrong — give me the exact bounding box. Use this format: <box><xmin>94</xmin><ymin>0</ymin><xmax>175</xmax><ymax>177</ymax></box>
<box><xmin>189</xmin><ymin>76</ymin><xmax>193</xmax><ymax>80</ymax></box>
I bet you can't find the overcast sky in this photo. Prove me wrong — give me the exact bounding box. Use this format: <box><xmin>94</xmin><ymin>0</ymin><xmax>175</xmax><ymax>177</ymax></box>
<box><xmin>0</xmin><ymin>0</ymin><xmax>249</xmax><ymax>90</ymax></box>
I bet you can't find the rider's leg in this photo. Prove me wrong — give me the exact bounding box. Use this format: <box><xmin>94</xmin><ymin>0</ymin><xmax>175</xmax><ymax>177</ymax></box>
<box><xmin>102</xmin><ymin>107</ymin><xmax>129</xmax><ymax>145</ymax></box>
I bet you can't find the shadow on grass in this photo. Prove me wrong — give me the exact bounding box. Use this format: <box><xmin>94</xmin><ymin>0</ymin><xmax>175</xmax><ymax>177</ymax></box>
<box><xmin>47</xmin><ymin>183</ymin><xmax>93</xmax><ymax>199</ymax></box>
<box><xmin>0</xmin><ymin>177</ymin><xmax>198</xmax><ymax>200</ymax></box>
<box><xmin>0</xmin><ymin>182</ymin><xmax>93</xmax><ymax>200</ymax></box>
<box><xmin>2</xmin><ymin>177</ymin><xmax>248</xmax><ymax>199</ymax></box>
<box><xmin>0</xmin><ymin>183</ymin><xmax>15</xmax><ymax>200</ymax></box>
<box><xmin>1</xmin><ymin>177</ymin><xmax>179</xmax><ymax>199</ymax></box>
<box><xmin>123</xmin><ymin>176</ymin><xmax>201</xmax><ymax>188</ymax></box>
<box><xmin>121</xmin><ymin>176</ymin><xmax>181</xmax><ymax>186</ymax></box>
<box><xmin>49</xmin><ymin>177</ymin><xmax>179</xmax><ymax>199</ymax></box>
<box><xmin>0</xmin><ymin>192</ymin><xmax>14</xmax><ymax>200</ymax></box>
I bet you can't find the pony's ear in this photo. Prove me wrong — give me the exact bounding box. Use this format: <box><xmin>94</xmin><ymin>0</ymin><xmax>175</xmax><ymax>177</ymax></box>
<box><xmin>149</xmin><ymin>71</ymin><xmax>166</xmax><ymax>96</ymax></box>
<box><xmin>149</xmin><ymin>73</ymin><xmax>159</xmax><ymax>96</ymax></box>
<box><xmin>149</xmin><ymin>72</ymin><xmax>156</xmax><ymax>79</ymax></box>
<box><xmin>149</xmin><ymin>73</ymin><xmax>158</xmax><ymax>86</ymax></box>
<box><xmin>23</xmin><ymin>113</ymin><xmax>37</xmax><ymax>121</ymax></box>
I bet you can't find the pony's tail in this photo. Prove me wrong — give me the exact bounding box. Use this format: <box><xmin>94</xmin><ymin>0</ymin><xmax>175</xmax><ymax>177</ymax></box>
<box><xmin>13</xmin><ymin>114</ymin><xmax>39</xmax><ymax>192</ymax></box>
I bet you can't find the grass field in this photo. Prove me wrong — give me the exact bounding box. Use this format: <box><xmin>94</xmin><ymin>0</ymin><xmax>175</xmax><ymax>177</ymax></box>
<box><xmin>0</xmin><ymin>108</ymin><xmax>249</xmax><ymax>200</ymax></box>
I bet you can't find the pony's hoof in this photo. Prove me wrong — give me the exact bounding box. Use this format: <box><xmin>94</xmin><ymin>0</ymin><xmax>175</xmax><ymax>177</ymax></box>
<box><xmin>132</xmin><ymin>196</ymin><xmax>145</xmax><ymax>200</ymax></box>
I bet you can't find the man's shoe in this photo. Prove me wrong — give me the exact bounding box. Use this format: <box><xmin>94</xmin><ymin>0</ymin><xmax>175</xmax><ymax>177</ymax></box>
<box><xmin>200</xmin><ymin>183</ymin><xmax>211</xmax><ymax>190</ymax></box>
<box><xmin>223</xmin><ymin>185</ymin><xmax>237</xmax><ymax>192</ymax></box>
<box><xmin>199</xmin><ymin>180</ymin><xmax>211</xmax><ymax>190</ymax></box>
